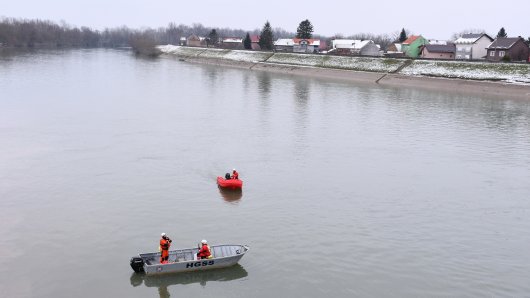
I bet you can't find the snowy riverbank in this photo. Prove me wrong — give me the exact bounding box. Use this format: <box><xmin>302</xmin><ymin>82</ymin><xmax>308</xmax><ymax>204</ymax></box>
<box><xmin>159</xmin><ymin>45</ymin><xmax>530</xmax><ymax>97</ymax></box>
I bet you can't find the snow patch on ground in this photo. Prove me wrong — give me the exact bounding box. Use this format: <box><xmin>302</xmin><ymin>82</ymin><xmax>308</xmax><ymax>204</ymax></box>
<box><xmin>158</xmin><ymin>45</ymin><xmax>204</xmax><ymax>56</ymax></box>
<box><xmin>267</xmin><ymin>53</ymin><xmax>324</xmax><ymax>66</ymax></box>
<box><xmin>401</xmin><ymin>60</ymin><xmax>530</xmax><ymax>83</ymax></box>
<box><xmin>266</xmin><ymin>53</ymin><xmax>404</xmax><ymax>72</ymax></box>
<box><xmin>159</xmin><ymin>45</ymin><xmax>271</xmax><ymax>62</ymax></box>
<box><xmin>200</xmin><ymin>49</ymin><xmax>272</xmax><ymax>62</ymax></box>
<box><xmin>322</xmin><ymin>56</ymin><xmax>403</xmax><ymax>72</ymax></box>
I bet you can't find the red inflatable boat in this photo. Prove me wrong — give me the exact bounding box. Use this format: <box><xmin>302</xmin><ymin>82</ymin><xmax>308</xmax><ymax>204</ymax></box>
<box><xmin>217</xmin><ymin>177</ymin><xmax>243</xmax><ymax>189</ymax></box>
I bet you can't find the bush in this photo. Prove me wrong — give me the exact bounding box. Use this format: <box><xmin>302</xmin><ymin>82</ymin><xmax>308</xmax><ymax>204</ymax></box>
<box><xmin>129</xmin><ymin>35</ymin><xmax>161</xmax><ymax>57</ymax></box>
<box><xmin>501</xmin><ymin>54</ymin><xmax>511</xmax><ymax>62</ymax></box>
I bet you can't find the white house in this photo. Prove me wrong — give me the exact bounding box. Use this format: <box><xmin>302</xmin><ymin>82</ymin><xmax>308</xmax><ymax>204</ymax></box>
<box><xmin>274</xmin><ymin>38</ymin><xmax>320</xmax><ymax>53</ymax></box>
<box><xmin>222</xmin><ymin>37</ymin><xmax>243</xmax><ymax>43</ymax></box>
<box><xmin>330</xmin><ymin>39</ymin><xmax>382</xmax><ymax>56</ymax></box>
<box><xmin>274</xmin><ymin>38</ymin><xmax>296</xmax><ymax>52</ymax></box>
<box><xmin>454</xmin><ymin>33</ymin><xmax>494</xmax><ymax>60</ymax></box>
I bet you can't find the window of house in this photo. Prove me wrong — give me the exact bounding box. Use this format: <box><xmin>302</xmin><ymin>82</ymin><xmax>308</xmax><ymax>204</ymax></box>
<box><xmin>490</xmin><ymin>51</ymin><xmax>495</xmax><ymax>56</ymax></box>
<box><xmin>465</xmin><ymin>47</ymin><xmax>471</xmax><ymax>52</ymax></box>
<box><xmin>499</xmin><ymin>51</ymin><xmax>505</xmax><ymax>57</ymax></box>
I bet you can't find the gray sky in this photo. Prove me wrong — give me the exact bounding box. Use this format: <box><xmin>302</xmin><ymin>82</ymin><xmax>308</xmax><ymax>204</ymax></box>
<box><xmin>3</xmin><ymin>0</ymin><xmax>530</xmax><ymax>39</ymax></box>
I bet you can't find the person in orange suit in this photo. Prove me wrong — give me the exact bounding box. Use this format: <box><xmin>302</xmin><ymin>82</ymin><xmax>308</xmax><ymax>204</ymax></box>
<box><xmin>197</xmin><ymin>239</ymin><xmax>212</xmax><ymax>259</ymax></box>
<box><xmin>159</xmin><ymin>233</ymin><xmax>172</xmax><ymax>263</ymax></box>
<box><xmin>231</xmin><ymin>168</ymin><xmax>239</xmax><ymax>180</ymax></box>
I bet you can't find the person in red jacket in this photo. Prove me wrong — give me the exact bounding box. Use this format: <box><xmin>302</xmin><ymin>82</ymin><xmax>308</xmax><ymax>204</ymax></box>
<box><xmin>197</xmin><ymin>239</ymin><xmax>212</xmax><ymax>259</ymax></box>
<box><xmin>231</xmin><ymin>169</ymin><xmax>239</xmax><ymax>180</ymax></box>
<box><xmin>159</xmin><ymin>233</ymin><xmax>172</xmax><ymax>263</ymax></box>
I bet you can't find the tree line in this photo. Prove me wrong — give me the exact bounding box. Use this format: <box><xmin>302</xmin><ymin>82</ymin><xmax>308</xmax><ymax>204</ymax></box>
<box><xmin>2</xmin><ymin>17</ymin><xmax>528</xmax><ymax>51</ymax></box>
<box><xmin>0</xmin><ymin>17</ymin><xmax>296</xmax><ymax>49</ymax></box>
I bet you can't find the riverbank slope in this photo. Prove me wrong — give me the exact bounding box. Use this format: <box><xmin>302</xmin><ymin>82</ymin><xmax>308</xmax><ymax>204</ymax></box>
<box><xmin>159</xmin><ymin>45</ymin><xmax>530</xmax><ymax>98</ymax></box>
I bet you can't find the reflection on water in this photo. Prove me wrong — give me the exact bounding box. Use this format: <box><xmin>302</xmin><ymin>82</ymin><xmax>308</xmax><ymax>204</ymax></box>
<box><xmin>130</xmin><ymin>264</ymin><xmax>248</xmax><ymax>298</ymax></box>
<box><xmin>294</xmin><ymin>79</ymin><xmax>310</xmax><ymax>107</ymax></box>
<box><xmin>257</xmin><ymin>71</ymin><xmax>272</xmax><ymax>98</ymax></box>
<box><xmin>218</xmin><ymin>187</ymin><xmax>243</xmax><ymax>203</ymax></box>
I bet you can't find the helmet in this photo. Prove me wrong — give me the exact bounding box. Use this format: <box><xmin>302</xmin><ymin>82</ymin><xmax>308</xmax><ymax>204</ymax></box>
<box><xmin>201</xmin><ymin>239</ymin><xmax>207</xmax><ymax>244</ymax></box>
<box><xmin>232</xmin><ymin>168</ymin><xmax>236</xmax><ymax>171</ymax></box>
<box><xmin>161</xmin><ymin>233</ymin><xmax>166</xmax><ymax>237</ymax></box>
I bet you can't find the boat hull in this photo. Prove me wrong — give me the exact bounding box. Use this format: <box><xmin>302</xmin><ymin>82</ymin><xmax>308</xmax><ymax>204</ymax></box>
<box><xmin>144</xmin><ymin>254</ymin><xmax>245</xmax><ymax>275</ymax></box>
<box><xmin>131</xmin><ymin>244</ymin><xmax>249</xmax><ymax>275</ymax></box>
<box><xmin>217</xmin><ymin>177</ymin><xmax>243</xmax><ymax>189</ymax></box>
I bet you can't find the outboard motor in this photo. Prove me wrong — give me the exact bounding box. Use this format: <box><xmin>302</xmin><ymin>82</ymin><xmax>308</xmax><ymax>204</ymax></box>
<box><xmin>130</xmin><ymin>256</ymin><xmax>145</xmax><ymax>273</ymax></box>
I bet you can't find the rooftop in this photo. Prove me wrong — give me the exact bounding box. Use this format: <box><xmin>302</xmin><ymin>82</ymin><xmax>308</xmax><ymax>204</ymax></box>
<box><xmin>487</xmin><ymin>37</ymin><xmax>524</xmax><ymax>49</ymax></box>
<box><xmin>402</xmin><ymin>35</ymin><xmax>421</xmax><ymax>45</ymax></box>
<box><xmin>424</xmin><ymin>44</ymin><xmax>455</xmax><ymax>54</ymax></box>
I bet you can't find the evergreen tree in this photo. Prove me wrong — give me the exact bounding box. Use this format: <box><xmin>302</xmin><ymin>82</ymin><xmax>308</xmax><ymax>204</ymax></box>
<box><xmin>208</xmin><ymin>29</ymin><xmax>218</xmax><ymax>47</ymax></box>
<box><xmin>525</xmin><ymin>37</ymin><xmax>530</xmax><ymax>46</ymax></box>
<box><xmin>296</xmin><ymin>19</ymin><xmax>314</xmax><ymax>39</ymax></box>
<box><xmin>243</xmin><ymin>32</ymin><xmax>252</xmax><ymax>50</ymax></box>
<box><xmin>258</xmin><ymin>21</ymin><xmax>274</xmax><ymax>51</ymax></box>
<box><xmin>398</xmin><ymin>28</ymin><xmax>407</xmax><ymax>42</ymax></box>
<box><xmin>497</xmin><ymin>27</ymin><xmax>507</xmax><ymax>38</ymax></box>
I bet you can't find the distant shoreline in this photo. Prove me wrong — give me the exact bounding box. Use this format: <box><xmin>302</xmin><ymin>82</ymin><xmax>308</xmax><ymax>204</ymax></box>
<box><xmin>160</xmin><ymin>46</ymin><xmax>530</xmax><ymax>99</ymax></box>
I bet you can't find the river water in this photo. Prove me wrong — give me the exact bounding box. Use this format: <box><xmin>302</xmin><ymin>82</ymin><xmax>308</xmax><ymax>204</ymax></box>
<box><xmin>1</xmin><ymin>49</ymin><xmax>530</xmax><ymax>297</ymax></box>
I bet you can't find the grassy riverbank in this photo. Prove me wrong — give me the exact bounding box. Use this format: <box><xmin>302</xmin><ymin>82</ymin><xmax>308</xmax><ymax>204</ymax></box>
<box><xmin>158</xmin><ymin>45</ymin><xmax>530</xmax><ymax>86</ymax></box>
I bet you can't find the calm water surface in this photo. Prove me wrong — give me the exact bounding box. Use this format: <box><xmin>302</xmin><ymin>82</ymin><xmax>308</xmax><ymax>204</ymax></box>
<box><xmin>1</xmin><ymin>49</ymin><xmax>530</xmax><ymax>297</ymax></box>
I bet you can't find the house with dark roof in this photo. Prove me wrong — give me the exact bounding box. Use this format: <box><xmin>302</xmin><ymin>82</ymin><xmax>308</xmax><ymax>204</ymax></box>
<box><xmin>454</xmin><ymin>33</ymin><xmax>493</xmax><ymax>60</ymax></box>
<box><xmin>385</xmin><ymin>43</ymin><xmax>404</xmax><ymax>57</ymax></box>
<box><xmin>179</xmin><ymin>37</ymin><xmax>187</xmax><ymax>46</ymax></box>
<box><xmin>401</xmin><ymin>35</ymin><xmax>428</xmax><ymax>58</ymax></box>
<box><xmin>220</xmin><ymin>37</ymin><xmax>243</xmax><ymax>49</ymax></box>
<box><xmin>420</xmin><ymin>44</ymin><xmax>456</xmax><ymax>59</ymax></box>
<box><xmin>486</xmin><ymin>37</ymin><xmax>530</xmax><ymax>62</ymax></box>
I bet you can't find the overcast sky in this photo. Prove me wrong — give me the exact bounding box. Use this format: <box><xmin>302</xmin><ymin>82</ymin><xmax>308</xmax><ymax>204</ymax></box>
<box><xmin>3</xmin><ymin>0</ymin><xmax>530</xmax><ymax>39</ymax></box>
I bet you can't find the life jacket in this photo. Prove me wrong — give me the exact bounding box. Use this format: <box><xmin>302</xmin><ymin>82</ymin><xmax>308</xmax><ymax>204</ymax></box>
<box><xmin>232</xmin><ymin>171</ymin><xmax>239</xmax><ymax>179</ymax></box>
<box><xmin>160</xmin><ymin>238</ymin><xmax>170</xmax><ymax>250</ymax></box>
<box><xmin>198</xmin><ymin>244</ymin><xmax>211</xmax><ymax>258</ymax></box>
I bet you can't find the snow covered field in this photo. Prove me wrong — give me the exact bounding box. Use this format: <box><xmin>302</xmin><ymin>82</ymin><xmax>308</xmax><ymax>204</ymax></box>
<box><xmin>266</xmin><ymin>53</ymin><xmax>324</xmax><ymax>66</ymax></box>
<box><xmin>322</xmin><ymin>56</ymin><xmax>403</xmax><ymax>72</ymax></box>
<box><xmin>400</xmin><ymin>60</ymin><xmax>530</xmax><ymax>83</ymax></box>
<box><xmin>158</xmin><ymin>45</ymin><xmax>271</xmax><ymax>62</ymax></box>
<box><xmin>159</xmin><ymin>46</ymin><xmax>530</xmax><ymax>84</ymax></box>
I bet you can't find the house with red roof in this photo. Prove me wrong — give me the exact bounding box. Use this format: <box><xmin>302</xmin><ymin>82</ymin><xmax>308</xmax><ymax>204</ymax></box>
<box><xmin>250</xmin><ymin>35</ymin><xmax>261</xmax><ymax>50</ymax></box>
<box><xmin>401</xmin><ymin>35</ymin><xmax>428</xmax><ymax>58</ymax></box>
<box><xmin>319</xmin><ymin>40</ymin><xmax>328</xmax><ymax>52</ymax></box>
